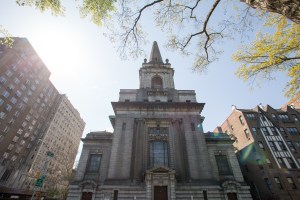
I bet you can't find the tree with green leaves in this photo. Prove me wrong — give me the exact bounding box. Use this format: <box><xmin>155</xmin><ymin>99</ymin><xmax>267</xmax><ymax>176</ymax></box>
<box><xmin>1</xmin><ymin>0</ymin><xmax>299</xmax><ymax>97</ymax></box>
<box><xmin>233</xmin><ymin>14</ymin><xmax>300</xmax><ymax>98</ymax></box>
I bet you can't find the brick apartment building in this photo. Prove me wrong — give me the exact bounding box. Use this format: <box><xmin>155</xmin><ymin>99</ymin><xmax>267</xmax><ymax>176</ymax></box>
<box><xmin>216</xmin><ymin>103</ymin><xmax>300</xmax><ymax>200</ymax></box>
<box><xmin>0</xmin><ymin>38</ymin><xmax>85</xmax><ymax>198</ymax></box>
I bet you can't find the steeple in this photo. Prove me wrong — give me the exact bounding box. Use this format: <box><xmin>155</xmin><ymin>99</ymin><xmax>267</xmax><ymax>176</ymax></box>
<box><xmin>149</xmin><ymin>41</ymin><xmax>163</xmax><ymax>63</ymax></box>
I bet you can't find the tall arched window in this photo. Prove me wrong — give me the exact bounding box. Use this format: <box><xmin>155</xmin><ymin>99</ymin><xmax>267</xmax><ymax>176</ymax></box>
<box><xmin>150</xmin><ymin>141</ymin><xmax>168</xmax><ymax>167</ymax></box>
<box><xmin>151</xmin><ymin>76</ymin><xmax>163</xmax><ymax>89</ymax></box>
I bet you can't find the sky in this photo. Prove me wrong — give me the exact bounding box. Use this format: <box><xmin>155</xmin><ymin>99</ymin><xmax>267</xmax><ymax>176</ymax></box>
<box><xmin>0</xmin><ymin>1</ymin><xmax>291</xmax><ymax>154</ymax></box>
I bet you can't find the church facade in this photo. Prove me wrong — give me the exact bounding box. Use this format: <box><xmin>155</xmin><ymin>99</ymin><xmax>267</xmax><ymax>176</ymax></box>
<box><xmin>67</xmin><ymin>42</ymin><xmax>252</xmax><ymax>200</ymax></box>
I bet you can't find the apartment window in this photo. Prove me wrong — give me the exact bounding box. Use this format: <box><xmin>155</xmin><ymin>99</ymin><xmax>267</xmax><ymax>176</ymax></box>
<box><xmin>24</xmin><ymin>132</ymin><xmax>30</xmax><ymax>138</ymax></box>
<box><xmin>287</xmin><ymin>141</ymin><xmax>297</xmax><ymax>152</ymax></box>
<box><xmin>251</xmin><ymin>127</ymin><xmax>257</xmax><ymax>135</ymax></box>
<box><xmin>7</xmin><ymin>84</ymin><xmax>14</xmax><ymax>91</ymax></box>
<box><xmin>11</xmin><ymin>97</ymin><xmax>17</xmax><ymax>104</ymax></box>
<box><xmin>266</xmin><ymin>158</ymin><xmax>273</xmax><ymax>168</ymax></box>
<box><xmin>87</xmin><ymin>154</ymin><xmax>102</xmax><ymax>172</ymax></box>
<box><xmin>244</xmin><ymin>129</ymin><xmax>250</xmax><ymax>139</ymax></box>
<box><xmin>238</xmin><ymin>115</ymin><xmax>244</xmax><ymax>125</ymax></box>
<box><xmin>287</xmin><ymin>127</ymin><xmax>299</xmax><ymax>135</ymax></box>
<box><xmin>295</xmin><ymin>141</ymin><xmax>300</xmax><ymax>147</ymax></box>
<box><xmin>2</xmin><ymin>90</ymin><xmax>10</xmax><ymax>98</ymax></box>
<box><xmin>8</xmin><ymin>118</ymin><xmax>15</xmax><ymax>125</ymax></box>
<box><xmin>246</xmin><ymin>113</ymin><xmax>255</xmax><ymax>119</ymax></box>
<box><xmin>19</xmin><ymin>72</ymin><xmax>24</xmax><ymax>78</ymax></box>
<box><xmin>7</xmin><ymin>144</ymin><xmax>14</xmax><ymax>151</ymax></box>
<box><xmin>292</xmin><ymin>114</ymin><xmax>299</xmax><ymax>121</ymax></box>
<box><xmin>277</xmin><ymin>158</ymin><xmax>286</xmax><ymax>168</ymax></box>
<box><xmin>215</xmin><ymin>155</ymin><xmax>232</xmax><ymax>175</ymax></box>
<box><xmin>287</xmin><ymin>158</ymin><xmax>297</xmax><ymax>169</ymax></box>
<box><xmin>5</xmin><ymin>69</ymin><xmax>13</xmax><ymax>77</ymax></box>
<box><xmin>271</xmin><ymin>113</ymin><xmax>277</xmax><ymax>119</ymax></box>
<box><xmin>14</xmin><ymin>111</ymin><xmax>20</xmax><ymax>117</ymax></box>
<box><xmin>122</xmin><ymin>123</ymin><xmax>126</xmax><ymax>131</ymax></box>
<box><xmin>0</xmin><ymin>76</ymin><xmax>7</xmax><ymax>84</ymax></box>
<box><xmin>0</xmin><ymin>98</ymin><xmax>4</xmax><ymax>106</ymax></box>
<box><xmin>261</xmin><ymin>127</ymin><xmax>269</xmax><ymax>135</ymax></box>
<box><xmin>11</xmin><ymin>155</ymin><xmax>17</xmax><ymax>161</ymax></box>
<box><xmin>5</xmin><ymin>104</ymin><xmax>12</xmax><ymax>112</ymax></box>
<box><xmin>277</xmin><ymin>141</ymin><xmax>287</xmax><ymax>151</ymax></box>
<box><xmin>287</xmin><ymin>177</ymin><xmax>297</xmax><ymax>189</ymax></box>
<box><xmin>258</xmin><ymin>141</ymin><xmax>265</xmax><ymax>150</ymax></box>
<box><xmin>3</xmin><ymin>126</ymin><xmax>10</xmax><ymax>133</ymax></box>
<box><xmin>270</xmin><ymin>127</ymin><xmax>278</xmax><ymax>135</ymax></box>
<box><xmin>25</xmin><ymin>115</ymin><xmax>31</xmax><ymax>121</ymax></box>
<box><xmin>0</xmin><ymin>112</ymin><xmax>6</xmax><ymax>119</ymax></box>
<box><xmin>0</xmin><ymin>169</ymin><xmax>12</xmax><ymax>182</ymax></box>
<box><xmin>278</xmin><ymin>114</ymin><xmax>289</xmax><ymax>121</ymax></box>
<box><xmin>17</xmin><ymin>129</ymin><xmax>23</xmax><ymax>135</ymax></box>
<box><xmin>280</xmin><ymin>128</ymin><xmax>287</xmax><ymax>136</ymax></box>
<box><xmin>264</xmin><ymin>178</ymin><xmax>272</xmax><ymax>190</ymax></box>
<box><xmin>150</xmin><ymin>141</ymin><xmax>168</xmax><ymax>167</ymax></box>
<box><xmin>274</xmin><ymin>177</ymin><xmax>283</xmax><ymax>189</ymax></box>
<box><xmin>14</xmin><ymin>77</ymin><xmax>20</xmax><ymax>84</ymax></box>
<box><xmin>12</xmin><ymin>136</ymin><xmax>19</xmax><ymax>142</ymax></box>
<box><xmin>269</xmin><ymin>141</ymin><xmax>278</xmax><ymax>151</ymax></box>
<box><xmin>191</xmin><ymin>123</ymin><xmax>195</xmax><ymax>131</ymax></box>
<box><xmin>12</xmin><ymin>64</ymin><xmax>18</xmax><ymax>71</ymax></box>
<box><xmin>25</xmin><ymin>79</ymin><xmax>30</xmax><ymax>85</ymax></box>
<box><xmin>20</xmin><ymin>84</ymin><xmax>26</xmax><ymax>91</ymax></box>
<box><xmin>15</xmin><ymin>90</ymin><xmax>22</xmax><ymax>97</ymax></box>
<box><xmin>23</xmin><ymin>97</ymin><xmax>28</xmax><ymax>103</ymax></box>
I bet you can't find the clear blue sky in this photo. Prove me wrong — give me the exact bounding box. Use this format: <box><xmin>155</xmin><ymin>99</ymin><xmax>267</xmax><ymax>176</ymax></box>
<box><xmin>0</xmin><ymin>1</ymin><xmax>290</xmax><ymax>136</ymax></box>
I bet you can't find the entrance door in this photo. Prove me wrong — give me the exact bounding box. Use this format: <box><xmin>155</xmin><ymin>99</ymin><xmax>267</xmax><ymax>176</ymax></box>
<box><xmin>227</xmin><ymin>193</ymin><xmax>238</xmax><ymax>200</ymax></box>
<box><xmin>154</xmin><ymin>186</ymin><xmax>168</xmax><ymax>200</ymax></box>
<box><xmin>81</xmin><ymin>192</ymin><xmax>93</xmax><ymax>200</ymax></box>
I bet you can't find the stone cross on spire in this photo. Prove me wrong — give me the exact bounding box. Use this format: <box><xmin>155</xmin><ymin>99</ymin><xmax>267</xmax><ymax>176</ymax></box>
<box><xmin>149</xmin><ymin>41</ymin><xmax>163</xmax><ymax>64</ymax></box>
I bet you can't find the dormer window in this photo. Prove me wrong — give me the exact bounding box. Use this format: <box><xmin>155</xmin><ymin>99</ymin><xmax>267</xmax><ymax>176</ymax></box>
<box><xmin>151</xmin><ymin>76</ymin><xmax>163</xmax><ymax>89</ymax></box>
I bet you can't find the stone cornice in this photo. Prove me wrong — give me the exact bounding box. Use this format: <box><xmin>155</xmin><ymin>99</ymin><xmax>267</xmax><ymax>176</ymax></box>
<box><xmin>111</xmin><ymin>102</ymin><xmax>205</xmax><ymax>114</ymax></box>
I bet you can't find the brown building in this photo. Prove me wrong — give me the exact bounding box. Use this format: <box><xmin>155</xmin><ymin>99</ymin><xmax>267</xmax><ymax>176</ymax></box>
<box><xmin>0</xmin><ymin>38</ymin><xmax>85</xmax><ymax>198</ymax></box>
<box><xmin>216</xmin><ymin>104</ymin><xmax>300</xmax><ymax>200</ymax></box>
<box><xmin>281</xmin><ymin>93</ymin><xmax>300</xmax><ymax>109</ymax></box>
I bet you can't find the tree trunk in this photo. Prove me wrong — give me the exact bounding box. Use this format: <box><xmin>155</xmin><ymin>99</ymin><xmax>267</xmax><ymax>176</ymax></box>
<box><xmin>240</xmin><ymin>0</ymin><xmax>300</xmax><ymax>24</ymax></box>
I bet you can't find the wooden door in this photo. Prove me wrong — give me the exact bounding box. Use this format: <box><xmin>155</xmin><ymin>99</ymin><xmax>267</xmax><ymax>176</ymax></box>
<box><xmin>81</xmin><ymin>192</ymin><xmax>93</xmax><ymax>200</ymax></box>
<box><xmin>227</xmin><ymin>193</ymin><xmax>238</xmax><ymax>200</ymax></box>
<box><xmin>154</xmin><ymin>186</ymin><xmax>168</xmax><ymax>200</ymax></box>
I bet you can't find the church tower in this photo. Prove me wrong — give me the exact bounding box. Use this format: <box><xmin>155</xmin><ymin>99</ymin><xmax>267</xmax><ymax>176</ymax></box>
<box><xmin>68</xmin><ymin>42</ymin><xmax>252</xmax><ymax>200</ymax></box>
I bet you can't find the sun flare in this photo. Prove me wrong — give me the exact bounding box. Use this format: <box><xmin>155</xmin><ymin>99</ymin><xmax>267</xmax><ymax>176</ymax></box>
<box><xmin>30</xmin><ymin>26</ymin><xmax>87</xmax><ymax>82</ymax></box>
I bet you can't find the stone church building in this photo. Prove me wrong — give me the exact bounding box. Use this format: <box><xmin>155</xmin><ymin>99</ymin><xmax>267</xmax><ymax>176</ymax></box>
<box><xmin>67</xmin><ymin>42</ymin><xmax>252</xmax><ymax>200</ymax></box>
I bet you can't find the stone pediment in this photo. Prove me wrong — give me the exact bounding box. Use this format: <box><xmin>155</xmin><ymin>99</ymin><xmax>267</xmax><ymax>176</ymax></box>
<box><xmin>147</xmin><ymin>166</ymin><xmax>175</xmax><ymax>174</ymax></box>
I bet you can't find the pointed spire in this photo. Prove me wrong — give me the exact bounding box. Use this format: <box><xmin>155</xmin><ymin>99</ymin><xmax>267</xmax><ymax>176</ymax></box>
<box><xmin>149</xmin><ymin>41</ymin><xmax>163</xmax><ymax>63</ymax></box>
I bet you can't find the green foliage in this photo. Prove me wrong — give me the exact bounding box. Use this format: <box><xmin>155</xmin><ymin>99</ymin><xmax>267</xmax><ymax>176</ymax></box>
<box><xmin>79</xmin><ymin>0</ymin><xmax>116</xmax><ymax>26</ymax></box>
<box><xmin>0</xmin><ymin>26</ymin><xmax>13</xmax><ymax>47</ymax></box>
<box><xmin>2</xmin><ymin>1</ymin><xmax>298</xmax><ymax>98</ymax></box>
<box><xmin>233</xmin><ymin>14</ymin><xmax>300</xmax><ymax>98</ymax></box>
<box><xmin>16</xmin><ymin>0</ymin><xmax>65</xmax><ymax>16</ymax></box>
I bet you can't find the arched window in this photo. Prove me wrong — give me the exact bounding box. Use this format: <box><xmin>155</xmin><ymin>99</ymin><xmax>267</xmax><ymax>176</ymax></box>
<box><xmin>151</xmin><ymin>76</ymin><xmax>163</xmax><ymax>89</ymax></box>
<box><xmin>150</xmin><ymin>141</ymin><xmax>168</xmax><ymax>167</ymax></box>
